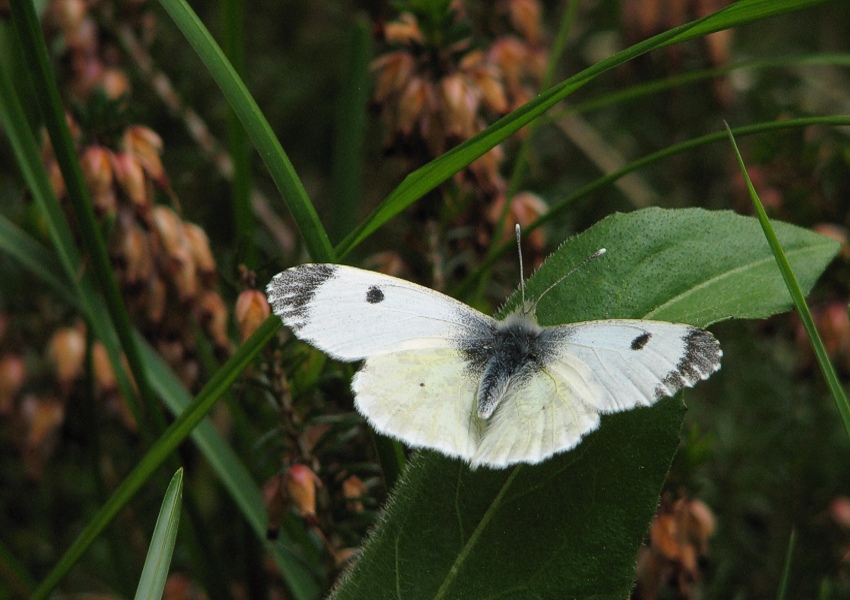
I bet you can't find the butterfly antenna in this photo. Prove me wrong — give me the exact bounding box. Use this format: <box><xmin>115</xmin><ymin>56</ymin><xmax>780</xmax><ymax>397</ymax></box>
<box><xmin>515</xmin><ymin>224</ymin><xmax>527</xmax><ymax>308</ymax></box>
<box><xmin>532</xmin><ymin>247</ymin><xmax>607</xmax><ymax>311</ymax></box>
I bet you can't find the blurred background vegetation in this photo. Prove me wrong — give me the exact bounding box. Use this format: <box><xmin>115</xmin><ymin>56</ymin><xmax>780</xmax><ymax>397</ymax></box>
<box><xmin>1</xmin><ymin>0</ymin><xmax>850</xmax><ymax>598</ymax></box>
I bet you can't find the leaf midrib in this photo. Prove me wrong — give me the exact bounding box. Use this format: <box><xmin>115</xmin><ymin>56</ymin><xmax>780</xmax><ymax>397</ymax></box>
<box><xmin>644</xmin><ymin>242</ymin><xmax>833</xmax><ymax>321</ymax></box>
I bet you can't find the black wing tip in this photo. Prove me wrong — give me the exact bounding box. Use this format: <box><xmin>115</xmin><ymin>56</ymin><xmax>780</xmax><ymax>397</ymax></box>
<box><xmin>266</xmin><ymin>264</ymin><xmax>338</xmax><ymax>327</ymax></box>
<box><xmin>654</xmin><ymin>327</ymin><xmax>722</xmax><ymax>400</ymax></box>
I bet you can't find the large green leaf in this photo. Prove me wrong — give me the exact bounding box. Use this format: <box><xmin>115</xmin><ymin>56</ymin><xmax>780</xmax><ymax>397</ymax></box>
<box><xmin>330</xmin><ymin>208</ymin><xmax>838</xmax><ymax>599</ymax></box>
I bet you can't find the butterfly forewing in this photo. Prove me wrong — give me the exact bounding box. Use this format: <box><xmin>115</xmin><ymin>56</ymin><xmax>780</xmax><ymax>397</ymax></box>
<box><xmin>267</xmin><ymin>264</ymin><xmax>495</xmax><ymax>361</ymax></box>
<box><xmin>551</xmin><ymin>320</ymin><xmax>722</xmax><ymax>414</ymax></box>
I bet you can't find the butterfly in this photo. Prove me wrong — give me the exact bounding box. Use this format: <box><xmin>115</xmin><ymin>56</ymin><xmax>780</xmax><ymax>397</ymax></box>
<box><xmin>266</xmin><ymin>246</ymin><xmax>721</xmax><ymax>469</ymax></box>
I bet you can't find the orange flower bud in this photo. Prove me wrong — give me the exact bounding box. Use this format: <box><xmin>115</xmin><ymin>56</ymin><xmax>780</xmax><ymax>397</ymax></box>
<box><xmin>397</xmin><ymin>77</ymin><xmax>431</xmax><ymax>136</ymax></box>
<box><xmin>157</xmin><ymin>339</ymin><xmax>185</xmax><ymax>366</ymax></box>
<box><xmin>467</xmin><ymin>64</ymin><xmax>508</xmax><ymax>114</ymax></box>
<box><xmin>111</xmin><ymin>152</ymin><xmax>149</xmax><ymax>209</ymax></box>
<box><xmin>488</xmin><ymin>191</ymin><xmax>548</xmax><ymax>249</ymax></box>
<box><xmin>22</xmin><ymin>394</ymin><xmax>65</xmax><ymax>451</ymax></box>
<box><xmin>813</xmin><ymin>223</ymin><xmax>849</xmax><ymax>259</ymax></box>
<box><xmin>48</xmin><ymin>325</ymin><xmax>86</xmax><ymax>384</ymax></box>
<box><xmin>831</xmin><ymin>496</ymin><xmax>850</xmax><ymax>529</ymax></box>
<box><xmin>235</xmin><ymin>290</ymin><xmax>270</xmax><ymax>342</ymax></box>
<box><xmin>120</xmin><ymin>225</ymin><xmax>154</xmax><ymax>285</ymax></box>
<box><xmin>65</xmin><ymin>16</ymin><xmax>98</xmax><ymax>55</ymax></box>
<box><xmin>506</xmin><ymin>0</ymin><xmax>542</xmax><ymax>44</ymax></box>
<box><xmin>47</xmin><ymin>159</ymin><xmax>66</xmax><ymax>200</ymax></box>
<box><xmin>682</xmin><ymin>498</ymin><xmax>715</xmax><ymax>553</ymax></box>
<box><xmin>816</xmin><ymin>302</ymin><xmax>850</xmax><ymax>357</ymax></box>
<box><xmin>335</xmin><ymin>548</ymin><xmax>359</xmax><ymax>568</ymax></box>
<box><xmin>91</xmin><ymin>342</ymin><xmax>116</xmax><ymax>393</ymax></box>
<box><xmin>98</xmin><ymin>68</ymin><xmax>131</xmax><ymax>101</ymax></box>
<box><xmin>341</xmin><ymin>475</ymin><xmax>367</xmax><ymax>513</ymax></box>
<box><xmin>80</xmin><ymin>146</ymin><xmax>116</xmax><ymax>216</ymax></box>
<box><xmin>440</xmin><ymin>74</ymin><xmax>479</xmax><ymax>139</ymax></box>
<box><xmin>163</xmin><ymin>573</ymin><xmax>206</xmax><ymax>600</ymax></box>
<box><xmin>151</xmin><ymin>206</ymin><xmax>188</xmax><ymax>260</ymax></box>
<box><xmin>372</xmin><ymin>51</ymin><xmax>414</xmax><ymax>103</ymax></box>
<box><xmin>487</xmin><ymin>37</ymin><xmax>528</xmax><ymax>90</ymax></box>
<box><xmin>383</xmin><ymin>13</ymin><xmax>424</xmax><ymax>45</ymax></box>
<box><xmin>649</xmin><ymin>512</ymin><xmax>680</xmax><ymax>561</ymax></box>
<box><xmin>172</xmin><ymin>253</ymin><xmax>199</xmax><ymax>302</ymax></box>
<box><xmin>263</xmin><ymin>474</ymin><xmax>287</xmax><ymax>539</ymax></box>
<box><xmin>145</xmin><ymin>276</ymin><xmax>167</xmax><ymax>323</ymax></box>
<box><xmin>0</xmin><ymin>355</ymin><xmax>26</xmax><ymax>415</ymax></box>
<box><xmin>196</xmin><ymin>291</ymin><xmax>230</xmax><ymax>348</ymax></box>
<box><xmin>183</xmin><ymin>222</ymin><xmax>216</xmax><ymax>278</ymax></box>
<box><xmin>123</xmin><ymin>126</ymin><xmax>165</xmax><ymax>183</ymax></box>
<box><xmin>285</xmin><ymin>464</ymin><xmax>321</xmax><ymax>524</ymax></box>
<box><xmin>468</xmin><ymin>144</ymin><xmax>505</xmax><ymax>192</ymax></box>
<box><xmin>44</xmin><ymin>0</ymin><xmax>87</xmax><ymax>33</ymax></box>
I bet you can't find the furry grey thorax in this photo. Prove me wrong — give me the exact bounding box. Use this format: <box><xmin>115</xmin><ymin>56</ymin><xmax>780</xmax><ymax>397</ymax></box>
<box><xmin>455</xmin><ymin>310</ymin><xmax>561</xmax><ymax>420</ymax></box>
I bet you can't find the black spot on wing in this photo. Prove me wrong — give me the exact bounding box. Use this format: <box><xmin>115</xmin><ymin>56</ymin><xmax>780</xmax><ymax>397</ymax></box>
<box><xmin>366</xmin><ymin>285</ymin><xmax>384</xmax><ymax>304</ymax></box>
<box><xmin>654</xmin><ymin>327</ymin><xmax>722</xmax><ymax>399</ymax></box>
<box><xmin>265</xmin><ymin>264</ymin><xmax>336</xmax><ymax>332</ymax></box>
<box><xmin>631</xmin><ymin>332</ymin><xmax>651</xmax><ymax>350</ymax></box>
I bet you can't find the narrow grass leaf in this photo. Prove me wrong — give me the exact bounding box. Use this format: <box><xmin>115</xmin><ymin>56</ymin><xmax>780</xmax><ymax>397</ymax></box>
<box><xmin>220</xmin><ymin>0</ymin><xmax>255</xmax><ymax>267</ymax></box>
<box><xmin>330</xmin><ymin>17</ymin><xmax>372</xmax><ymax>244</ymax></box>
<box><xmin>134</xmin><ymin>470</ymin><xmax>184</xmax><ymax>600</ymax></box>
<box><xmin>157</xmin><ymin>0</ymin><xmax>334</xmax><ymax>262</ymax></box>
<box><xmin>726</xmin><ymin>124</ymin><xmax>850</xmax><ymax>440</ymax></box>
<box><xmin>777</xmin><ymin>528</ymin><xmax>797</xmax><ymax>600</ymax></box>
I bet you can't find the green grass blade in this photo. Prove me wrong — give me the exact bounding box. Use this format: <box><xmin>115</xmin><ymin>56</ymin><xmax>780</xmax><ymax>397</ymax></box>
<box><xmin>330</xmin><ymin>17</ymin><xmax>371</xmax><ymax>245</ymax></box>
<box><xmin>777</xmin><ymin>528</ymin><xmax>797</xmax><ymax>600</ymax></box>
<box><xmin>334</xmin><ymin>0</ymin><xmax>831</xmax><ymax>257</ymax></box>
<box><xmin>134</xmin><ymin>470</ymin><xmax>184</xmax><ymax>600</ymax></box>
<box><xmin>725</xmin><ymin>123</ymin><xmax>850</xmax><ymax>440</ymax></box>
<box><xmin>157</xmin><ymin>0</ymin><xmax>334</xmax><ymax>262</ymax></box>
<box><xmin>0</xmin><ymin>214</ymin><xmax>69</xmax><ymax>296</ymax></box>
<box><xmin>563</xmin><ymin>54</ymin><xmax>850</xmax><ymax>117</ymax></box>
<box><xmin>219</xmin><ymin>0</ymin><xmax>256</xmax><ymax>267</ymax></box>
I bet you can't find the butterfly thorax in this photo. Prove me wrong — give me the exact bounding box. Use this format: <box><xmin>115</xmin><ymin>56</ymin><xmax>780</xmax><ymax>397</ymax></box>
<box><xmin>472</xmin><ymin>310</ymin><xmax>556</xmax><ymax>420</ymax></box>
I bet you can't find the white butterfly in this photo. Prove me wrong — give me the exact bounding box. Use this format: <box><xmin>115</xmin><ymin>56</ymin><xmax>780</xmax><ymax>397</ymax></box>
<box><xmin>266</xmin><ymin>252</ymin><xmax>721</xmax><ymax>469</ymax></box>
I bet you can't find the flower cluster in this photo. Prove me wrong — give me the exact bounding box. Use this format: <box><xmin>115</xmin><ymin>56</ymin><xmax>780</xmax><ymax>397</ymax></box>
<box><xmin>634</xmin><ymin>495</ymin><xmax>716</xmax><ymax>599</ymax></box>
<box><xmin>372</xmin><ymin>0</ymin><xmax>550</xmax><ymax>255</ymax></box>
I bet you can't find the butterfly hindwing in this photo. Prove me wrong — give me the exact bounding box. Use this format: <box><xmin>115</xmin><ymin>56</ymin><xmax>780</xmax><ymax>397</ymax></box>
<box><xmin>352</xmin><ymin>349</ymin><xmax>480</xmax><ymax>461</ymax></box>
<box><xmin>473</xmin><ymin>365</ymin><xmax>601</xmax><ymax>468</ymax></box>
